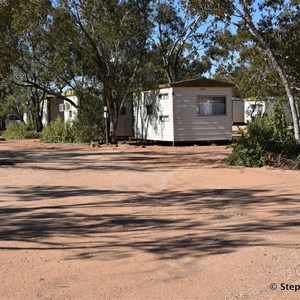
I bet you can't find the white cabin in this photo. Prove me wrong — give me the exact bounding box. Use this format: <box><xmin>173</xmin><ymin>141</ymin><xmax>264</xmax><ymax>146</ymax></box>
<box><xmin>244</xmin><ymin>99</ymin><xmax>293</xmax><ymax>123</ymax></box>
<box><xmin>232</xmin><ymin>99</ymin><xmax>245</xmax><ymax>124</ymax></box>
<box><xmin>134</xmin><ymin>78</ymin><xmax>234</xmax><ymax>142</ymax></box>
<box><xmin>43</xmin><ymin>90</ymin><xmax>78</xmax><ymax>125</ymax></box>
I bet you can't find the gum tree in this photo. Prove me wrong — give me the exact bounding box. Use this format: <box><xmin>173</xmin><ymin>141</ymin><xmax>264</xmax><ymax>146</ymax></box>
<box><xmin>189</xmin><ymin>0</ymin><xmax>300</xmax><ymax>144</ymax></box>
<box><xmin>57</xmin><ymin>0</ymin><xmax>152</xmax><ymax>142</ymax></box>
<box><xmin>0</xmin><ymin>0</ymin><xmax>80</xmax><ymax>131</ymax></box>
<box><xmin>151</xmin><ymin>0</ymin><xmax>211</xmax><ymax>83</ymax></box>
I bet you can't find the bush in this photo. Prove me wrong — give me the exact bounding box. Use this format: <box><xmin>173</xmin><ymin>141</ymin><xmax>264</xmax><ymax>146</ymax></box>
<box><xmin>226</xmin><ymin>103</ymin><xmax>300</xmax><ymax>168</ymax></box>
<box><xmin>41</xmin><ymin>91</ymin><xmax>105</xmax><ymax>143</ymax></box>
<box><xmin>40</xmin><ymin>115</ymin><xmax>104</xmax><ymax>143</ymax></box>
<box><xmin>72</xmin><ymin>114</ymin><xmax>104</xmax><ymax>143</ymax></box>
<box><xmin>2</xmin><ymin>122</ymin><xmax>35</xmax><ymax>139</ymax></box>
<box><xmin>71</xmin><ymin>92</ymin><xmax>104</xmax><ymax>143</ymax></box>
<box><xmin>40</xmin><ymin>117</ymin><xmax>75</xmax><ymax>143</ymax></box>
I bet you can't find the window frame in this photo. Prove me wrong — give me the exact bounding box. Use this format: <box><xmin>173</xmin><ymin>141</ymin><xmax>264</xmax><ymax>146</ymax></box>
<box><xmin>158</xmin><ymin>93</ymin><xmax>169</xmax><ymax>100</ymax></box>
<box><xmin>197</xmin><ymin>95</ymin><xmax>227</xmax><ymax>116</ymax></box>
<box><xmin>159</xmin><ymin>115</ymin><xmax>169</xmax><ymax>122</ymax></box>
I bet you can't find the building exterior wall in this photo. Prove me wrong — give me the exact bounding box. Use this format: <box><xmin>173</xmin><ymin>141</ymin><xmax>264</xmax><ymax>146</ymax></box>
<box><xmin>233</xmin><ymin>100</ymin><xmax>245</xmax><ymax>124</ymax></box>
<box><xmin>173</xmin><ymin>87</ymin><xmax>232</xmax><ymax>141</ymax></box>
<box><xmin>134</xmin><ymin>88</ymin><xmax>174</xmax><ymax>141</ymax></box>
<box><xmin>244</xmin><ymin>100</ymin><xmax>293</xmax><ymax>123</ymax></box>
<box><xmin>278</xmin><ymin>102</ymin><xmax>293</xmax><ymax>123</ymax></box>
<box><xmin>115</xmin><ymin>102</ymin><xmax>133</xmax><ymax>137</ymax></box>
<box><xmin>244</xmin><ymin>100</ymin><xmax>266</xmax><ymax>123</ymax></box>
<box><xmin>63</xmin><ymin>95</ymin><xmax>78</xmax><ymax>123</ymax></box>
<box><xmin>48</xmin><ymin>98</ymin><xmax>64</xmax><ymax>124</ymax></box>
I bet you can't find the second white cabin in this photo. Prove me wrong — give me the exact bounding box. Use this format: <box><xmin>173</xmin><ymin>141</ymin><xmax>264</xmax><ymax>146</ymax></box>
<box><xmin>134</xmin><ymin>78</ymin><xmax>234</xmax><ymax>142</ymax></box>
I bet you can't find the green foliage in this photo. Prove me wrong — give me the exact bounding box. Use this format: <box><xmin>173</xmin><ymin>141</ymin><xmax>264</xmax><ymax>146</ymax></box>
<box><xmin>226</xmin><ymin>122</ymin><xmax>268</xmax><ymax>167</ymax></box>
<box><xmin>0</xmin><ymin>83</ymin><xmax>27</xmax><ymax>124</ymax></box>
<box><xmin>190</xmin><ymin>0</ymin><xmax>300</xmax><ymax>142</ymax></box>
<box><xmin>40</xmin><ymin>117</ymin><xmax>74</xmax><ymax>143</ymax></box>
<box><xmin>71</xmin><ymin>91</ymin><xmax>104</xmax><ymax>143</ymax></box>
<box><xmin>2</xmin><ymin>122</ymin><xmax>35</xmax><ymax>139</ymax></box>
<box><xmin>40</xmin><ymin>96</ymin><xmax>104</xmax><ymax>143</ymax></box>
<box><xmin>72</xmin><ymin>114</ymin><xmax>104</xmax><ymax>143</ymax></box>
<box><xmin>152</xmin><ymin>0</ymin><xmax>210</xmax><ymax>83</ymax></box>
<box><xmin>226</xmin><ymin>103</ymin><xmax>300</xmax><ymax>168</ymax></box>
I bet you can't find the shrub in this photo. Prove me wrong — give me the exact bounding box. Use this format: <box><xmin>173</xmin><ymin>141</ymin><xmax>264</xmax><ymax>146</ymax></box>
<box><xmin>225</xmin><ymin>126</ymin><xmax>267</xmax><ymax>167</ymax></box>
<box><xmin>40</xmin><ymin>117</ymin><xmax>75</xmax><ymax>143</ymax></box>
<box><xmin>226</xmin><ymin>103</ymin><xmax>300</xmax><ymax>168</ymax></box>
<box><xmin>2</xmin><ymin>122</ymin><xmax>35</xmax><ymax>139</ymax></box>
<box><xmin>41</xmin><ymin>91</ymin><xmax>105</xmax><ymax>143</ymax></box>
<box><xmin>72</xmin><ymin>114</ymin><xmax>104</xmax><ymax>143</ymax></box>
<box><xmin>71</xmin><ymin>92</ymin><xmax>104</xmax><ymax>143</ymax></box>
<box><xmin>40</xmin><ymin>116</ymin><xmax>104</xmax><ymax>144</ymax></box>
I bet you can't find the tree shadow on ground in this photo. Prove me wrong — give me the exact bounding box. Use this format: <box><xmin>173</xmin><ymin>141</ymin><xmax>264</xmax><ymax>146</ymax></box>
<box><xmin>0</xmin><ymin>148</ymin><xmax>229</xmax><ymax>172</ymax></box>
<box><xmin>0</xmin><ymin>186</ymin><xmax>299</xmax><ymax>260</ymax></box>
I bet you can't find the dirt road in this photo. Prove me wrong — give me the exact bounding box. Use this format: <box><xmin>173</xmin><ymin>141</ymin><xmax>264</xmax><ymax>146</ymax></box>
<box><xmin>0</xmin><ymin>140</ymin><xmax>299</xmax><ymax>300</ymax></box>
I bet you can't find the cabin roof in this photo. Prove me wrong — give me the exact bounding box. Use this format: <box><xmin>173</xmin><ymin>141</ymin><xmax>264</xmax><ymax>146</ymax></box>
<box><xmin>159</xmin><ymin>77</ymin><xmax>234</xmax><ymax>88</ymax></box>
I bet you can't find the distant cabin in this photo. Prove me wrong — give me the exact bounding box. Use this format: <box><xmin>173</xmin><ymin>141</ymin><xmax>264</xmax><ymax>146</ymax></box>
<box><xmin>232</xmin><ymin>98</ymin><xmax>293</xmax><ymax>124</ymax></box>
<box><xmin>43</xmin><ymin>90</ymin><xmax>133</xmax><ymax>137</ymax></box>
<box><xmin>44</xmin><ymin>90</ymin><xmax>79</xmax><ymax>125</ymax></box>
<box><xmin>134</xmin><ymin>78</ymin><xmax>234</xmax><ymax>143</ymax></box>
<box><xmin>232</xmin><ymin>99</ymin><xmax>245</xmax><ymax>124</ymax></box>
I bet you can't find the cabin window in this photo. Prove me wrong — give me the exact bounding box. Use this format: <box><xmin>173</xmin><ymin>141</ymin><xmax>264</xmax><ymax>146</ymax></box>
<box><xmin>158</xmin><ymin>93</ymin><xmax>168</xmax><ymax>100</ymax></box>
<box><xmin>146</xmin><ymin>104</ymin><xmax>153</xmax><ymax>115</ymax></box>
<box><xmin>197</xmin><ymin>96</ymin><xmax>226</xmax><ymax>116</ymax></box>
<box><xmin>159</xmin><ymin>115</ymin><xmax>169</xmax><ymax>122</ymax></box>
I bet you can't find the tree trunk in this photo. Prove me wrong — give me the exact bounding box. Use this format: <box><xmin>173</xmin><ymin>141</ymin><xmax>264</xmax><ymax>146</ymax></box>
<box><xmin>103</xmin><ymin>88</ymin><xmax>116</xmax><ymax>144</ymax></box>
<box><xmin>111</xmin><ymin>119</ymin><xmax>118</xmax><ymax>144</ymax></box>
<box><xmin>109</xmin><ymin>107</ymin><xmax>119</xmax><ymax>144</ymax></box>
<box><xmin>32</xmin><ymin>108</ymin><xmax>43</xmax><ymax>132</ymax></box>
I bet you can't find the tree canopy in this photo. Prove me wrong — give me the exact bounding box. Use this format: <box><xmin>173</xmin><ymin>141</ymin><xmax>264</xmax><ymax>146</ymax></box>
<box><xmin>0</xmin><ymin>0</ymin><xmax>299</xmax><ymax>144</ymax></box>
<box><xmin>189</xmin><ymin>0</ymin><xmax>300</xmax><ymax>143</ymax></box>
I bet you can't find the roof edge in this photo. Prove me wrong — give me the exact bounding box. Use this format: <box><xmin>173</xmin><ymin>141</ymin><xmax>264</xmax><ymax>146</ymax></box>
<box><xmin>159</xmin><ymin>77</ymin><xmax>234</xmax><ymax>88</ymax></box>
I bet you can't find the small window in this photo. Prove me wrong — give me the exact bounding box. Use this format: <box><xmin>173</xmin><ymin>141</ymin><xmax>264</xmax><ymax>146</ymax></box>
<box><xmin>69</xmin><ymin>111</ymin><xmax>72</xmax><ymax>118</ymax></box>
<box><xmin>158</xmin><ymin>93</ymin><xmax>168</xmax><ymax>100</ymax></box>
<box><xmin>197</xmin><ymin>96</ymin><xmax>226</xmax><ymax>116</ymax></box>
<box><xmin>146</xmin><ymin>104</ymin><xmax>153</xmax><ymax>115</ymax></box>
<box><xmin>159</xmin><ymin>115</ymin><xmax>169</xmax><ymax>122</ymax></box>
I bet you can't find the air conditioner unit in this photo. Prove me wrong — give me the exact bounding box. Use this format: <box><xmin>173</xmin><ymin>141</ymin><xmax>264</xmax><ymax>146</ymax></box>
<box><xmin>59</xmin><ymin>104</ymin><xmax>65</xmax><ymax>112</ymax></box>
<box><xmin>58</xmin><ymin>103</ymin><xmax>72</xmax><ymax>112</ymax></box>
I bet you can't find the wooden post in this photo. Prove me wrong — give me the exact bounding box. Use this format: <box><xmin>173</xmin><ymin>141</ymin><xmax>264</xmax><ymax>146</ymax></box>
<box><xmin>104</xmin><ymin>106</ymin><xmax>109</xmax><ymax>145</ymax></box>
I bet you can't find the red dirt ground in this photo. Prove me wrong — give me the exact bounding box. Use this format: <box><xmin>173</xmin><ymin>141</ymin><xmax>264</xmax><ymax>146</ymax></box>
<box><xmin>0</xmin><ymin>139</ymin><xmax>300</xmax><ymax>300</ymax></box>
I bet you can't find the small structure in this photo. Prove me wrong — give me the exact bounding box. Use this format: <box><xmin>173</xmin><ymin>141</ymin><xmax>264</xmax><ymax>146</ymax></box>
<box><xmin>43</xmin><ymin>89</ymin><xmax>79</xmax><ymax>125</ymax></box>
<box><xmin>44</xmin><ymin>90</ymin><xmax>133</xmax><ymax>137</ymax></box>
<box><xmin>232</xmin><ymin>99</ymin><xmax>245</xmax><ymax>124</ymax></box>
<box><xmin>115</xmin><ymin>105</ymin><xmax>133</xmax><ymax>137</ymax></box>
<box><xmin>134</xmin><ymin>78</ymin><xmax>234</xmax><ymax>143</ymax></box>
<box><xmin>244</xmin><ymin>99</ymin><xmax>292</xmax><ymax>123</ymax></box>
<box><xmin>232</xmin><ymin>98</ymin><xmax>293</xmax><ymax>124</ymax></box>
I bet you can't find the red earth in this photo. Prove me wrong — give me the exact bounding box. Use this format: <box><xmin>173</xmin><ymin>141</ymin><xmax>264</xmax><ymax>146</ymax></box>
<box><xmin>0</xmin><ymin>139</ymin><xmax>299</xmax><ymax>300</ymax></box>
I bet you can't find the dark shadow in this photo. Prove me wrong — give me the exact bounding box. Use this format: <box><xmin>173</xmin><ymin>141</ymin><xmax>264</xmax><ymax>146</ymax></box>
<box><xmin>0</xmin><ymin>148</ymin><xmax>230</xmax><ymax>172</ymax></box>
<box><xmin>0</xmin><ymin>185</ymin><xmax>299</xmax><ymax>260</ymax></box>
